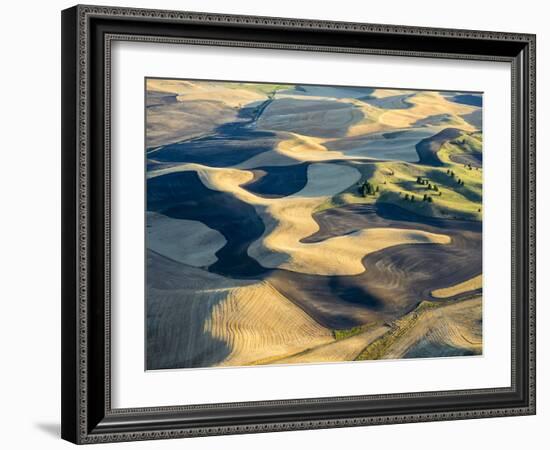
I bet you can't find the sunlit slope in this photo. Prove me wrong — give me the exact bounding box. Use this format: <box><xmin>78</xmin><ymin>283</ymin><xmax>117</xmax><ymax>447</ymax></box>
<box><xmin>356</xmin><ymin>297</ymin><xmax>482</xmax><ymax>360</ymax></box>
<box><xmin>255</xmin><ymin>89</ymin><xmax>478</xmax><ymax>140</ymax></box>
<box><xmin>146</xmin><ymin>79</ymin><xmax>271</xmax><ymax>147</ymax></box>
<box><xmin>432</xmin><ymin>275</ymin><xmax>483</xmax><ymax>299</ymax></box>
<box><xmin>224</xmin><ymin>86</ymin><xmax>483</xmax><ymax>221</ymax></box>
<box><xmin>149</xmin><ymin>162</ymin><xmax>451</xmax><ymax>276</ymax></box>
<box><xmin>207</xmin><ymin>281</ymin><xmax>334</xmax><ymax>366</ymax></box>
<box><xmin>315</xmin><ymin>132</ymin><xmax>483</xmax><ymax>221</ymax></box>
<box><xmin>147</xmin><ymin>251</ymin><xmax>333</xmax><ymax>369</ymax></box>
<box><xmin>269</xmin><ymin>325</ymin><xmax>389</xmax><ymax>365</ymax></box>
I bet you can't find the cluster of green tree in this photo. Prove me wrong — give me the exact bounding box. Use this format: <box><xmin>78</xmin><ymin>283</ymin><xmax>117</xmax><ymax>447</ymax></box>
<box><xmin>422</xmin><ymin>194</ymin><xmax>434</xmax><ymax>203</ymax></box>
<box><xmin>402</xmin><ymin>191</ymin><xmax>434</xmax><ymax>203</ymax></box>
<box><xmin>416</xmin><ymin>176</ymin><xmax>439</xmax><ymax>192</ymax></box>
<box><xmin>359</xmin><ymin>180</ymin><xmax>379</xmax><ymax>197</ymax></box>
<box><xmin>446</xmin><ymin>169</ymin><xmax>465</xmax><ymax>186</ymax></box>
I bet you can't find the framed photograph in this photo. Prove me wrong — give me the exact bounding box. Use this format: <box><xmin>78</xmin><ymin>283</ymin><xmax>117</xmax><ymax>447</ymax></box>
<box><xmin>61</xmin><ymin>4</ymin><xmax>536</xmax><ymax>444</ymax></box>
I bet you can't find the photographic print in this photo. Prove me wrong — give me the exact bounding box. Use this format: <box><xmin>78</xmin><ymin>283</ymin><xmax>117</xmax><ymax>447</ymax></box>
<box><xmin>145</xmin><ymin>78</ymin><xmax>483</xmax><ymax>370</ymax></box>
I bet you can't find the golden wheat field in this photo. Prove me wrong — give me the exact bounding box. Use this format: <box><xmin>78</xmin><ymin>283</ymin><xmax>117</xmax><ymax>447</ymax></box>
<box><xmin>146</xmin><ymin>79</ymin><xmax>483</xmax><ymax>369</ymax></box>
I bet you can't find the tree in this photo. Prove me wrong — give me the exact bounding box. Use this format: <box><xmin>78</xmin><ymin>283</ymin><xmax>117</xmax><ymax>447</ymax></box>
<box><xmin>416</xmin><ymin>176</ymin><xmax>422</xmax><ymax>184</ymax></box>
<box><xmin>427</xmin><ymin>196</ymin><xmax>433</xmax><ymax>203</ymax></box>
<box><xmin>404</xmin><ymin>193</ymin><xmax>409</xmax><ymax>201</ymax></box>
<box><xmin>360</xmin><ymin>181</ymin><xmax>377</xmax><ymax>196</ymax></box>
<box><xmin>423</xmin><ymin>194</ymin><xmax>428</xmax><ymax>202</ymax></box>
<box><xmin>433</xmin><ymin>185</ymin><xmax>439</xmax><ymax>192</ymax></box>
<box><xmin>411</xmin><ymin>195</ymin><xmax>415</xmax><ymax>202</ymax></box>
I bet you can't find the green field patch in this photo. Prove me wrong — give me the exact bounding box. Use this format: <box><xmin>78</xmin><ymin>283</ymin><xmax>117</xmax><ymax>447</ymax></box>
<box><xmin>313</xmin><ymin>134</ymin><xmax>482</xmax><ymax>221</ymax></box>
<box><xmin>333</xmin><ymin>321</ymin><xmax>383</xmax><ymax>341</ymax></box>
<box><xmin>333</xmin><ymin>326</ymin><xmax>365</xmax><ymax>340</ymax></box>
<box><xmin>355</xmin><ymin>301</ymin><xmax>440</xmax><ymax>361</ymax></box>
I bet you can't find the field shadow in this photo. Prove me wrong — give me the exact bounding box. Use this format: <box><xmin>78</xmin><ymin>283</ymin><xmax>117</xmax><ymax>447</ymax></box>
<box><xmin>146</xmin><ymin>251</ymin><xmax>233</xmax><ymax>370</ymax></box>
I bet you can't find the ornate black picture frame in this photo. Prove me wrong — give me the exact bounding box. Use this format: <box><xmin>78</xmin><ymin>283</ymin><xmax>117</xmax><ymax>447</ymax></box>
<box><xmin>61</xmin><ymin>4</ymin><xmax>536</xmax><ymax>444</ymax></box>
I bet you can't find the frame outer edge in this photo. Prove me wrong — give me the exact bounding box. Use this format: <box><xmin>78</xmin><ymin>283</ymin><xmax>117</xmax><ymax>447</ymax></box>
<box><xmin>61</xmin><ymin>5</ymin><xmax>80</xmax><ymax>445</ymax></box>
<box><xmin>77</xmin><ymin>3</ymin><xmax>90</xmax><ymax>444</ymax></box>
<box><xmin>76</xmin><ymin>3</ymin><xmax>534</xmax><ymax>41</ymax></box>
<box><xmin>66</xmin><ymin>4</ymin><xmax>537</xmax><ymax>444</ymax></box>
<box><xmin>527</xmin><ymin>33</ymin><xmax>536</xmax><ymax>415</ymax></box>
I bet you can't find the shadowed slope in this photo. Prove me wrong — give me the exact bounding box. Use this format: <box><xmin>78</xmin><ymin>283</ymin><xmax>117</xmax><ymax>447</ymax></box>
<box><xmin>146</xmin><ymin>79</ymin><xmax>268</xmax><ymax>147</ymax></box>
<box><xmin>147</xmin><ymin>251</ymin><xmax>334</xmax><ymax>369</ymax></box>
<box><xmin>147</xmin><ymin>251</ymin><xmax>233</xmax><ymax>369</ymax></box>
<box><xmin>327</xmin><ymin>128</ymin><xmax>438</xmax><ymax>162</ymax></box>
<box><xmin>149</xmin><ymin>125</ymin><xmax>279</xmax><ymax>167</ymax></box>
<box><xmin>257</xmin><ymin>98</ymin><xmax>364</xmax><ymax>138</ymax></box>
<box><xmin>301</xmin><ymin>203</ymin><xmax>481</xmax><ymax>311</ymax></box>
<box><xmin>242</xmin><ymin>163</ymin><xmax>310</xmax><ymax>198</ymax></box>
<box><xmin>450</xmin><ymin>94</ymin><xmax>482</xmax><ymax>107</ymax></box>
<box><xmin>415</xmin><ymin>128</ymin><xmax>463</xmax><ymax>166</ymax></box>
<box><xmin>147</xmin><ymin>170</ymin><xmax>266</xmax><ymax>277</ymax></box>
<box><xmin>461</xmin><ymin>109</ymin><xmax>482</xmax><ymax>130</ymax></box>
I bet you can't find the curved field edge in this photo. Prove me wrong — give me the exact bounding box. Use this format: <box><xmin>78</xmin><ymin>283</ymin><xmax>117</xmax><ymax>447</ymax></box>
<box><xmin>315</xmin><ymin>130</ymin><xmax>483</xmax><ymax>222</ymax></box>
<box><xmin>249</xmin><ymin>323</ymin><xmax>389</xmax><ymax>366</ymax></box>
<box><xmin>355</xmin><ymin>295</ymin><xmax>482</xmax><ymax>361</ymax></box>
<box><xmin>432</xmin><ymin>275</ymin><xmax>483</xmax><ymax>299</ymax></box>
<box><xmin>147</xmin><ymin>251</ymin><xmax>336</xmax><ymax>369</ymax></box>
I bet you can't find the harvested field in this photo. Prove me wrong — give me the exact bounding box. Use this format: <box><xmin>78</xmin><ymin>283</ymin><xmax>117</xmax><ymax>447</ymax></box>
<box><xmin>145</xmin><ymin>79</ymin><xmax>483</xmax><ymax>369</ymax></box>
<box><xmin>356</xmin><ymin>297</ymin><xmax>482</xmax><ymax>360</ymax></box>
<box><xmin>432</xmin><ymin>275</ymin><xmax>483</xmax><ymax>299</ymax></box>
